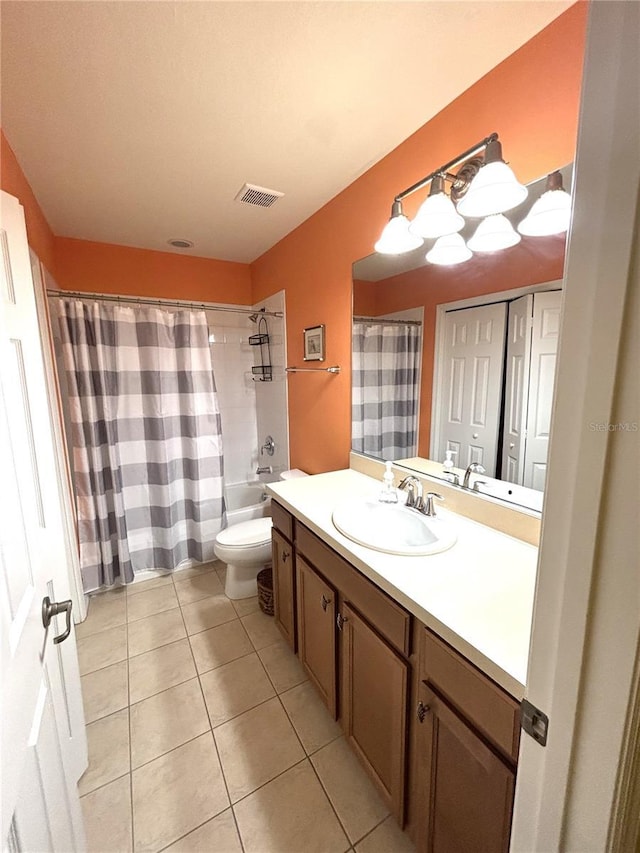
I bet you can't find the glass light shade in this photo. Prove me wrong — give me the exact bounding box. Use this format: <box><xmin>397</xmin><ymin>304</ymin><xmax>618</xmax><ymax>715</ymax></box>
<box><xmin>467</xmin><ymin>214</ymin><xmax>521</xmax><ymax>253</ymax></box>
<box><xmin>374</xmin><ymin>213</ymin><xmax>423</xmax><ymax>254</ymax></box>
<box><xmin>426</xmin><ymin>233</ymin><xmax>473</xmax><ymax>266</ymax></box>
<box><xmin>518</xmin><ymin>188</ymin><xmax>571</xmax><ymax>236</ymax></box>
<box><xmin>456</xmin><ymin>161</ymin><xmax>528</xmax><ymax>217</ymax></box>
<box><xmin>409</xmin><ymin>192</ymin><xmax>465</xmax><ymax>239</ymax></box>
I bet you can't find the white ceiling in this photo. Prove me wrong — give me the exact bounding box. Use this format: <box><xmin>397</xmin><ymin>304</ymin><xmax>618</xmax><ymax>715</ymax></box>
<box><xmin>1</xmin><ymin>1</ymin><xmax>572</xmax><ymax>263</ymax></box>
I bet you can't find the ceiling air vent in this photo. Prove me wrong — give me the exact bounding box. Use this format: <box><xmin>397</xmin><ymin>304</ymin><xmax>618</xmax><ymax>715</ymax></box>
<box><xmin>235</xmin><ymin>183</ymin><xmax>284</xmax><ymax>208</ymax></box>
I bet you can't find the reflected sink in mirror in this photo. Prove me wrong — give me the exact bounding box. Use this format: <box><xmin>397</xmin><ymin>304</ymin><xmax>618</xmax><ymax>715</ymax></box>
<box><xmin>332</xmin><ymin>499</ymin><xmax>457</xmax><ymax>556</ymax></box>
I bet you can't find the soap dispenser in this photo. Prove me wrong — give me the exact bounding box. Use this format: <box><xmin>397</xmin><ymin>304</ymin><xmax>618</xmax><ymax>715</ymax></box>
<box><xmin>378</xmin><ymin>461</ymin><xmax>399</xmax><ymax>503</ymax></box>
<box><xmin>443</xmin><ymin>449</ymin><xmax>456</xmax><ymax>472</ymax></box>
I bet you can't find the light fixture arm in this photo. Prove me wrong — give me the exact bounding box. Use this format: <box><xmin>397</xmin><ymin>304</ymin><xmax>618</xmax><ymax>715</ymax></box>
<box><xmin>394</xmin><ymin>132</ymin><xmax>498</xmax><ymax>203</ymax></box>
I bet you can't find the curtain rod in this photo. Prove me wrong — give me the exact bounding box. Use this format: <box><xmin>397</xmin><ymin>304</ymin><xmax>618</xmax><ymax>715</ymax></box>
<box><xmin>353</xmin><ymin>316</ymin><xmax>422</xmax><ymax>327</ymax></box>
<box><xmin>46</xmin><ymin>289</ymin><xmax>284</xmax><ymax>318</ymax></box>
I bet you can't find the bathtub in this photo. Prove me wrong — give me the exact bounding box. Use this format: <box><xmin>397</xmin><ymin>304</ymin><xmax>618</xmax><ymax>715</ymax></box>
<box><xmin>224</xmin><ymin>481</ymin><xmax>271</xmax><ymax>525</ymax></box>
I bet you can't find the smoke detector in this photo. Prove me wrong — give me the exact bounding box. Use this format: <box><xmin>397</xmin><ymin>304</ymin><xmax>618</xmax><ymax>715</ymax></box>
<box><xmin>167</xmin><ymin>238</ymin><xmax>194</xmax><ymax>249</ymax></box>
<box><xmin>235</xmin><ymin>183</ymin><xmax>284</xmax><ymax>208</ymax></box>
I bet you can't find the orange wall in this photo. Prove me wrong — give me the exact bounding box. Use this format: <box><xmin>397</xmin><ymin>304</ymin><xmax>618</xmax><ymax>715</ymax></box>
<box><xmin>354</xmin><ymin>236</ymin><xmax>566</xmax><ymax>457</ymax></box>
<box><xmin>55</xmin><ymin>238</ymin><xmax>252</xmax><ymax>304</ymax></box>
<box><xmin>251</xmin><ymin>3</ymin><xmax>587</xmax><ymax>474</ymax></box>
<box><xmin>1</xmin><ymin>130</ymin><xmax>56</xmax><ymax>272</ymax></box>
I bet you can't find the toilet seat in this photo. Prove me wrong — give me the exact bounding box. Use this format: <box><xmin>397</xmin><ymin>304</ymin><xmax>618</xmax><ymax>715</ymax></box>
<box><xmin>216</xmin><ymin>517</ymin><xmax>272</xmax><ymax>548</ymax></box>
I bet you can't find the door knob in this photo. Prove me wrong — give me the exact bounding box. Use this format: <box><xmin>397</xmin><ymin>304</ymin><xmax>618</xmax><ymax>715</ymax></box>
<box><xmin>42</xmin><ymin>596</ymin><xmax>73</xmax><ymax>645</ymax></box>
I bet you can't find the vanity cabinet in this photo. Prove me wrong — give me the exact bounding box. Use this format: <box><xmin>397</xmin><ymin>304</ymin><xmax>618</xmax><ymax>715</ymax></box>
<box><xmin>412</xmin><ymin>629</ymin><xmax>519</xmax><ymax>853</ymax></box>
<box><xmin>341</xmin><ymin>601</ymin><xmax>408</xmax><ymax>821</ymax></box>
<box><xmin>269</xmin><ymin>501</ymin><xmax>520</xmax><ymax>848</ymax></box>
<box><xmin>296</xmin><ymin>556</ymin><xmax>338</xmax><ymax>716</ymax></box>
<box><xmin>271</xmin><ymin>502</ymin><xmax>296</xmax><ymax>650</ymax></box>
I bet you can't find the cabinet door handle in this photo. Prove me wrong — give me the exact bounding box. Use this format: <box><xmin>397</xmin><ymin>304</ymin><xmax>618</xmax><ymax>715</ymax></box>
<box><xmin>321</xmin><ymin>594</ymin><xmax>331</xmax><ymax>611</ymax></box>
<box><xmin>336</xmin><ymin>613</ymin><xmax>349</xmax><ymax>631</ymax></box>
<box><xmin>416</xmin><ymin>701</ymin><xmax>431</xmax><ymax>723</ymax></box>
<box><xmin>282</xmin><ymin>551</ymin><xmax>290</xmax><ymax>563</ymax></box>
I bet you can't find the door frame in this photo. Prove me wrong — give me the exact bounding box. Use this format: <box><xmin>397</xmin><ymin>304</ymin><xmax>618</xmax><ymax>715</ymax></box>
<box><xmin>430</xmin><ymin>279</ymin><xmax>562</xmax><ymax>466</ymax></box>
<box><xmin>511</xmin><ymin>1</ymin><xmax>640</xmax><ymax>849</ymax></box>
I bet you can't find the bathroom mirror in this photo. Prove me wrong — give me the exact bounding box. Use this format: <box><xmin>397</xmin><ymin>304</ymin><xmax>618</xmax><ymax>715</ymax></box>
<box><xmin>351</xmin><ymin>165</ymin><xmax>572</xmax><ymax>511</ymax></box>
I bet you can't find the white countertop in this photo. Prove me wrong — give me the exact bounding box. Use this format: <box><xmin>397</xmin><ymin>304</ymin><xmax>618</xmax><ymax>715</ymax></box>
<box><xmin>268</xmin><ymin>469</ymin><xmax>539</xmax><ymax>699</ymax></box>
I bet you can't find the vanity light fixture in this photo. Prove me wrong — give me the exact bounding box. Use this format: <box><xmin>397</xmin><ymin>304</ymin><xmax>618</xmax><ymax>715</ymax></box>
<box><xmin>467</xmin><ymin>214</ymin><xmax>521</xmax><ymax>253</ymax></box>
<box><xmin>426</xmin><ymin>233</ymin><xmax>473</xmax><ymax>266</ymax></box>
<box><xmin>374</xmin><ymin>133</ymin><xmax>529</xmax><ymax>263</ymax></box>
<box><xmin>517</xmin><ymin>170</ymin><xmax>572</xmax><ymax>236</ymax></box>
<box><xmin>374</xmin><ymin>200</ymin><xmax>424</xmax><ymax>255</ymax></box>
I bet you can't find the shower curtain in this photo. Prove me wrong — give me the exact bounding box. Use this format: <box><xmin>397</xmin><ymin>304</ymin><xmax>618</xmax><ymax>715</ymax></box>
<box><xmin>352</xmin><ymin>321</ymin><xmax>421</xmax><ymax>460</ymax></box>
<box><xmin>54</xmin><ymin>299</ymin><xmax>225</xmax><ymax>590</ymax></box>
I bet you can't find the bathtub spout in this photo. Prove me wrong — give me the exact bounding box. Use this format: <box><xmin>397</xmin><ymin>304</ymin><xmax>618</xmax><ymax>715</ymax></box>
<box><xmin>256</xmin><ymin>465</ymin><xmax>273</xmax><ymax>475</ymax></box>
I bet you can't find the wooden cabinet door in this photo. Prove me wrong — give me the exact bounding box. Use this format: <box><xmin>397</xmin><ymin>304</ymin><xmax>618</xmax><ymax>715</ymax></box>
<box><xmin>414</xmin><ymin>681</ymin><xmax>515</xmax><ymax>853</ymax></box>
<box><xmin>296</xmin><ymin>556</ymin><xmax>338</xmax><ymax>717</ymax></box>
<box><xmin>341</xmin><ymin>603</ymin><xmax>408</xmax><ymax>823</ymax></box>
<box><xmin>272</xmin><ymin>528</ymin><xmax>296</xmax><ymax>650</ymax></box>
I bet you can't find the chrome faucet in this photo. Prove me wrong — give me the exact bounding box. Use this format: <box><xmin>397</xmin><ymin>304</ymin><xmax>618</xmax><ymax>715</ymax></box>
<box><xmin>462</xmin><ymin>462</ymin><xmax>486</xmax><ymax>490</ymax></box>
<box><xmin>398</xmin><ymin>475</ymin><xmax>424</xmax><ymax>511</ymax></box>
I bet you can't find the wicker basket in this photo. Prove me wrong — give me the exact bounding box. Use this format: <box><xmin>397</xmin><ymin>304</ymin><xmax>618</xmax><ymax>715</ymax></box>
<box><xmin>257</xmin><ymin>566</ymin><xmax>274</xmax><ymax>616</ymax></box>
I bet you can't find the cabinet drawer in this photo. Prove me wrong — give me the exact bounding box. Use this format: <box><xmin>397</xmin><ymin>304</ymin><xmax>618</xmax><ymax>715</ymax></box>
<box><xmin>297</xmin><ymin>524</ymin><xmax>411</xmax><ymax>657</ymax></box>
<box><xmin>421</xmin><ymin>629</ymin><xmax>520</xmax><ymax>763</ymax></box>
<box><xmin>271</xmin><ymin>501</ymin><xmax>294</xmax><ymax>542</ymax></box>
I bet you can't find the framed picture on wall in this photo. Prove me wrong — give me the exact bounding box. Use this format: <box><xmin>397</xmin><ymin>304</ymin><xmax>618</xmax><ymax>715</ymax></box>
<box><xmin>303</xmin><ymin>325</ymin><xmax>325</xmax><ymax>361</ymax></box>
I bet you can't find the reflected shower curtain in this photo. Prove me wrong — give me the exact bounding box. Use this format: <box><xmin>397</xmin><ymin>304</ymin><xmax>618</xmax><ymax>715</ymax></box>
<box><xmin>352</xmin><ymin>321</ymin><xmax>421</xmax><ymax>460</ymax></box>
<box><xmin>54</xmin><ymin>299</ymin><xmax>225</xmax><ymax>590</ymax></box>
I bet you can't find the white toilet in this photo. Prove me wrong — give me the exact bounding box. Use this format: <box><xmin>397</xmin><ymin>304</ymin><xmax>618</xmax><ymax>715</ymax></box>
<box><xmin>214</xmin><ymin>469</ymin><xmax>307</xmax><ymax>600</ymax></box>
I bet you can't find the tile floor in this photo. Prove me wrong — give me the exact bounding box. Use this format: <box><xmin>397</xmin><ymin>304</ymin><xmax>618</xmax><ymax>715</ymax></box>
<box><xmin>77</xmin><ymin>561</ymin><xmax>416</xmax><ymax>853</ymax></box>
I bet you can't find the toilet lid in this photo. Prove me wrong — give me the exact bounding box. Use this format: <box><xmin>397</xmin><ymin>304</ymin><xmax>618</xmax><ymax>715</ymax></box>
<box><xmin>217</xmin><ymin>516</ymin><xmax>273</xmax><ymax>547</ymax></box>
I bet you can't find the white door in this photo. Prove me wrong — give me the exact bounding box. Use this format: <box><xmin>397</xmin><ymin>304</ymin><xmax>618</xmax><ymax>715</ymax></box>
<box><xmin>437</xmin><ymin>302</ymin><xmax>507</xmax><ymax>476</ymax></box>
<box><xmin>501</xmin><ymin>294</ymin><xmax>533</xmax><ymax>484</ymax></box>
<box><xmin>522</xmin><ymin>291</ymin><xmax>562</xmax><ymax>490</ymax></box>
<box><xmin>1</xmin><ymin>191</ymin><xmax>87</xmax><ymax>851</ymax></box>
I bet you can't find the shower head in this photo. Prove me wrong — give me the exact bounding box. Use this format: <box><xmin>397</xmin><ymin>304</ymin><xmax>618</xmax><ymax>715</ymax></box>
<box><xmin>249</xmin><ymin>313</ymin><xmax>259</xmax><ymax>323</ymax></box>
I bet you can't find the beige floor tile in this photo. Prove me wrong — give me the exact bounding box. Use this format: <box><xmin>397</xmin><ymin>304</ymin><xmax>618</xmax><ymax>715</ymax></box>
<box><xmin>311</xmin><ymin>737</ymin><xmax>389</xmax><ymax>844</ymax></box>
<box><xmin>241</xmin><ymin>610</ymin><xmax>282</xmax><ymax>650</ymax></box>
<box><xmin>127</xmin><ymin>574</ymin><xmax>173</xmax><ymax>597</ymax></box>
<box><xmin>81</xmin><ymin>660</ymin><xmax>128</xmax><ymax>724</ymax></box>
<box><xmin>127</xmin><ymin>585</ymin><xmax>178</xmax><ymax>623</ymax></box>
<box><xmin>200</xmin><ymin>653</ymin><xmax>275</xmax><ymax>728</ymax></box>
<box><xmin>77</xmin><ymin>623</ymin><xmax>128</xmax><ymax>676</ymax></box>
<box><xmin>214</xmin><ymin>697</ymin><xmax>304</xmax><ymax>803</ymax></box>
<box><xmin>132</xmin><ymin>732</ymin><xmax>229</xmax><ymax>852</ymax></box>
<box><xmin>356</xmin><ymin>816</ymin><xmax>416</xmax><ymax>853</ymax></box>
<box><xmin>76</xmin><ymin>595</ymin><xmax>127</xmax><ymax>639</ymax></box>
<box><xmin>128</xmin><ymin>638</ymin><xmax>196</xmax><ymax>704</ymax></box>
<box><xmin>189</xmin><ymin>619</ymin><xmax>253</xmax><ymax>674</ymax></box>
<box><xmin>215</xmin><ymin>565</ymin><xmax>227</xmax><ymax>586</ymax></box>
<box><xmin>281</xmin><ymin>680</ymin><xmax>341</xmax><ymax>754</ymax></box>
<box><xmin>164</xmin><ymin>809</ymin><xmax>242</xmax><ymax>853</ymax></box>
<box><xmin>174</xmin><ymin>561</ymin><xmax>220</xmax><ymax>581</ymax></box>
<box><xmin>81</xmin><ymin>774</ymin><xmax>132</xmax><ymax>853</ymax></box>
<box><xmin>181</xmin><ymin>595</ymin><xmax>237</xmax><ymax>635</ymax></box>
<box><xmin>79</xmin><ymin>708</ymin><xmax>130</xmax><ymax>795</ymax></box>
<box><xmin>127</xmin><ymin>607</ymin><xmax>186</xmax><ymax>657</ymax></box>
<box><xmin>231</xmin><ymin>595</ymin><xmax>260</xmax><ymax>617</ymax></box>
<box><xmin>130</xmin><ymin>678</ymin><xmax>210</xmax><ymax>768</ymax></box>
<box><xmin>174</xmin><ymin>571</ymin><xmax>224</xmax><ymax>606</ymax></box>
<box><xmin>234</xmin><ymin>760</ymin><xmax>349</xmax><ymax>853</ymax></box>
<box><xmin>258</xmin><ymin>640</ymin><xmax>307</xmax><ymax>694</ymax></box>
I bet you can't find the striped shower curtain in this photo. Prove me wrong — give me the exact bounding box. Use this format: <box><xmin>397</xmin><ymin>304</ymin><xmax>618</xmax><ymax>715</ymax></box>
<box><xmin>352</xmin><ymin>321</ymin><xmax>421</xmax><ymax>461</ymax></box>
<box><xmin>54</xmin><ymin>299</ymin><xmax>225</xmax><ymax>590</ymax></box>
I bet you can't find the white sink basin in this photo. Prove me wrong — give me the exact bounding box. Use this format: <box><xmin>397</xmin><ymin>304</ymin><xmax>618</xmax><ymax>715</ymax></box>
<box><xmin>332</xmin><ymin>499</ymin><xmax>457</xmax><ymax>556</ymax></box>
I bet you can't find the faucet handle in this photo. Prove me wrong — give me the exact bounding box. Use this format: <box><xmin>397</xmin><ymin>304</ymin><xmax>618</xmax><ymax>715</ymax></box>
<box><xmin>423</xmin><ymin>492</ymin><xmax>444</xmax><ymax>517</ymax></box>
